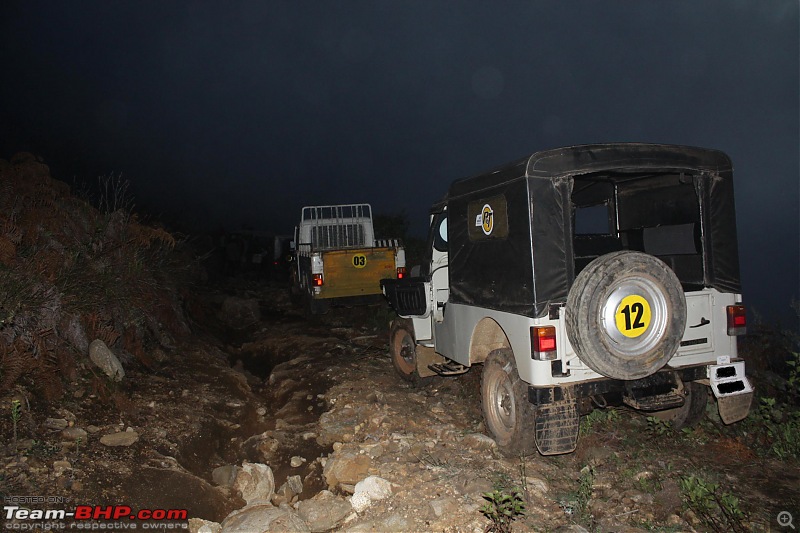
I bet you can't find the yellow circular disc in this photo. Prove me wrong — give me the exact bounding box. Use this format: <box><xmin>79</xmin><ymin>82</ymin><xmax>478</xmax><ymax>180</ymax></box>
<box><xmin>614</xmin><ymin>295</ymin><xmax>651</xmax><ymax>338</ymax></box>
<box><xmin>352</xmin><ymin>254</ymin><xmax>367</xmax><ymax>268</ymax></box>
<box><xmin>481</xmin><ymin>204</ymin><xmax>494</xmax><ymax>235</ymax></box>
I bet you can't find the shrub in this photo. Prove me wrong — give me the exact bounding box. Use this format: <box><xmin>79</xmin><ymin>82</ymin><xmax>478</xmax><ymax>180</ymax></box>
<box><xmin>480</xmin><ymin>489</ymin><xmax>526</xmax><ymax>533</ymax></box>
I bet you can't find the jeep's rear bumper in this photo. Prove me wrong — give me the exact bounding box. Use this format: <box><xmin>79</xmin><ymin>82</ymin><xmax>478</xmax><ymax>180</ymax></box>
<box><xmin>528</xmin><ymin>360</ymin><xmax>751</xmax><ymax>407</ymax></box>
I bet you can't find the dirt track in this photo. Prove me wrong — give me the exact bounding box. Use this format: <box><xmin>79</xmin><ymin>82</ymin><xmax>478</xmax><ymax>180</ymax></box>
<box><xmin>2</xmin><ymin>279</ymin><xmax>798</xmax><ymax>532</ymax></box>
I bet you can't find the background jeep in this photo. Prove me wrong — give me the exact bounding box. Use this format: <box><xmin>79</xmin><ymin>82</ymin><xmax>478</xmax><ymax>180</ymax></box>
<box><xmin>382</xmin><ymin>143</ymin><xmax>753</xmax><ymax>456</ymax></box>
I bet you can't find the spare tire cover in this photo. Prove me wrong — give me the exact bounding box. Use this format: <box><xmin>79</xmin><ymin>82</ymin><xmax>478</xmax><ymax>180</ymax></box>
<box><xmin>566</xmin><ymin>251</ymin><xmax>686</xmax><ymax>380</ymax></box>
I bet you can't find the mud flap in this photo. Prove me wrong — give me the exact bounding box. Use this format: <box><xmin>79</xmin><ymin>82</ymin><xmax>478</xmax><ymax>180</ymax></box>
<box><xmin>718</xmin><ymin>391</ymin><xmax>753</xmax><ymax>425</ymax></box>
<box><xmin>534</xmin><ymin>399</ymin><xmax>579</xmax><ymax>456</ymax></box>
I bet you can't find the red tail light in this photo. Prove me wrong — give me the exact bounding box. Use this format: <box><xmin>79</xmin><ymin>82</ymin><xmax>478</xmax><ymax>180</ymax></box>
<box><xmin>312</xmin><ymin>273</ymin><xmax>324</xmax><ymax>287</ymax></box>
<box><xmin>531</xmin><ymin>326</ymin><xmax>557</xmax><ymax>361</ymax></box>
<box><xmin>396</xmin><ymin>267</ymin><xmax>407</xmax><ymax>279</ymax></box>
<box><xmin>726</xmin><ymin>305</ymin><xmax>746</xmax><ymax>335</ymax></box>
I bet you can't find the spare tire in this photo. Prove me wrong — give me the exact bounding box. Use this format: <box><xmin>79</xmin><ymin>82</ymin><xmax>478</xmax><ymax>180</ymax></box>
<box><xmin>566</xmin><ymin>251</ymin><xmax>686</xmax><ymax>380</ymax></box>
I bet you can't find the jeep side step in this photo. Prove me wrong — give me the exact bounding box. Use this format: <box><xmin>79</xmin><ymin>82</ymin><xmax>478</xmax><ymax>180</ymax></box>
<box><xmin>428</xmin><ymin>359</ymin><xmax>469</xmax><ymax>376</ymax></box>
<box><xmin>623</xmin><ymin>391</ymin><xmax>685</xmax><ymax>411</ymax></box>
<box><xmin>622</xmin><ymin>374</ymin><xmax>686</xmax><ymax>411</ymax></box>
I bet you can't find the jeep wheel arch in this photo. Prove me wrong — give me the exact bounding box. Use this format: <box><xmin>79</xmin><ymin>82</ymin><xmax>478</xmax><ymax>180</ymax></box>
<box><xmin>566</xmin><ymin>251</ymin><xmax>686</xmax><ymax>381</ymax></box>
<box><xmin>469</xmin><ymin>317</ymin><xmax>512</xmax><ymax>365</ymax></box>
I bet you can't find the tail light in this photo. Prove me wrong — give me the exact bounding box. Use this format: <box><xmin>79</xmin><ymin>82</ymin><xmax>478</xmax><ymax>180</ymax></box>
<box><xmin>312</xmin><ymin>273</ymin><xmax>324</xmax><ymax>287</ymax></box>
<box><xmin>726</xmin><ymin>305</ymin><xmax>746</xmax><ymax>335</ymax></box>
<box><xmin>531</xmin><ymin>326</ymin><xmax>557</xmax><ymax>361</ymax></box>
<box><xmin>396</xmin><ymin>267</ymin><xmax>407</xmax><ymax>279</ymax></box>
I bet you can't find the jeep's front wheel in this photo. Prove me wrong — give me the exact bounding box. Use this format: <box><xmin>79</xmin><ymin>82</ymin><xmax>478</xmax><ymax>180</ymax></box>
<box><xmin>481</xmin><ymin>349</ymin><xmax>537</xmax><ymax>456</ymax></box>
<box><xmin>566</xmin><ymin>251</ymin><xmax>686</xmax><ymax>380</ymax></box>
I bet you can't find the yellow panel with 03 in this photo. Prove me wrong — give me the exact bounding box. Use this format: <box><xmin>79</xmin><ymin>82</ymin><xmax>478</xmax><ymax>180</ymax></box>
<box><xmin>352</xmin><ymin>253</ymin><xmax>367</xmax><ymax>268</ymax></box>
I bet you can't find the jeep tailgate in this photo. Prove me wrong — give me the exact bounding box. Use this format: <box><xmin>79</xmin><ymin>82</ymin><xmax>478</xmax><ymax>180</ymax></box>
<box><xmin>317</xmin><ymin>248</ymin><xmax>397</xmax><ymax>299</ymax></box>
<box><xmin>677</xmin><ymin>291</ymin><xmax>714</xmax><ymax>354</ymax></box>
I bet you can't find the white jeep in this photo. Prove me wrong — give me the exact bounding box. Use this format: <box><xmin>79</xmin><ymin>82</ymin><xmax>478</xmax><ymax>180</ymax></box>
<box><xmin>381</xmin><ymin>143</ymin><xmax>753</xmax><ymax>456</ymax></box>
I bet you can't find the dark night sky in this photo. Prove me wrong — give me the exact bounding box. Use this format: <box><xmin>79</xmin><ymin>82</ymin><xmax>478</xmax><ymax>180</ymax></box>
<box><xmin>0</xmin><ymin>1</ymin><xmax>798</xmax><ymax>325</ymax></box>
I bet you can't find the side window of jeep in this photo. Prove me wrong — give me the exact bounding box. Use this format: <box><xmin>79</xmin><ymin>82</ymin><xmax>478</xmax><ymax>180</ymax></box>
<box><xmin>433</xmin><ymin>213</ymin><xmax>448</xmax><ymax>252</ymax></box>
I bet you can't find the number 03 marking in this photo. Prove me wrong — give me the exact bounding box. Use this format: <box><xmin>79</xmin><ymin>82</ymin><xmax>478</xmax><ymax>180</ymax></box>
<box><xmin>615</xmin><ymin>295</ymin><xmax>651</xmax><ymax>338</ymax></box>
<box><xmin>352</xmin><ymin>254</ymin><xmax>367</xmax><ymax>268</ymax></box>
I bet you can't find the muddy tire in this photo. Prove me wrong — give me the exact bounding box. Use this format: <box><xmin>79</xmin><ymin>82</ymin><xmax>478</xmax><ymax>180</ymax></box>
<box><xmin>481</xmin><ymin>349</ymin><xmax>537</xmax><ymax>456</ymax></box>
<box><xmin>289</xmin><ymin>271</ymin><xmax>303</xmax><ymax>305</ymax></box>
<box><xmin>566</xmin><ymin>251</ymin><xmax>686</xmax><ymax>380</ymax></box>
<box><xmin>301</xmin><ymin>273</ymin><xmax>329</xmax><ymax>316</ymax></box>
<box><xmin>390</xmin><ymin>319</ymin><xmax>426</xmax><ymax>384</ymax></box>
<box><xmin>306</xmin><ymin>296</ymin><xmax>330</xmax><ymax>316</ymax></box>
<box><xmin>652</xmin><ymin>381</ymin><xmax>708</xmax><ymax>429</ymax></box>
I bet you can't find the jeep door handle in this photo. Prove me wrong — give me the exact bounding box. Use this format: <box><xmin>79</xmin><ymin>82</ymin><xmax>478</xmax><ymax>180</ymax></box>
<box><xmin>690</xmin><ymin>317</ymin><xmax>710</xmax><ymax>328</ymax></box>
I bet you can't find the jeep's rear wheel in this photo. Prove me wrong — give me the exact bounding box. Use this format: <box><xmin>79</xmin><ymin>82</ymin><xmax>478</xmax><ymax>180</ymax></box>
<box><xmin>652</xmin><ymin>381</ymin><xmax>708</xmax><ymax>429</ymax></box>
<box><xmin>289</xmin><ymin>270</ymin><xmax>303</xmax><ymax>304</ymax></box>
<box><xmin>481</xmin><ymin>349</ymin><xmax>537</xmax><ymax>456</ymax></box>
<box><xmin>302</xmin><ymin>274</ymin><xmax>329</xmax><ymax>316</ymax></box>
<box><xmin>390</xmin><ymin>319</ymin><xmax>422</xmax><ymax>383</ymax></box>
<box><xmin>309</xmin><ymin>297</ymin><xmax>330</xmax><ymax>315</ymax></box>
<box><xmin>566</xmin><ymin>251</ymin><xmax>686</xmax><ymax>380</ymax></box>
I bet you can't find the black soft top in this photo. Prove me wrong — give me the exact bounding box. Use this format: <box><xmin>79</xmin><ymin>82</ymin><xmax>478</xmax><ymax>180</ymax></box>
<box><xmin>442</xmin><ymin>143</ymin><xmax>741</xmax><ymax>317</ymax></box>
<box><xmin>448</xmin><ymin>143</ymin><xmax>731</xmax><ymax>196</ymax></box>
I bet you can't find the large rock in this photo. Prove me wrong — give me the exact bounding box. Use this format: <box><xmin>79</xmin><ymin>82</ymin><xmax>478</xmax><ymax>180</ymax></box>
<box><xmin>61</xmin><ymin>427</ymin><xmax>88</xmax><ymax>441</ymax></box>
<box><xmin>212</xmin><ymin>465</ymin><xmax>239</xmax><ymax>488</ymax></box>
<box><xmin>461</xmin><ymin>432</ymin><xmax>496</xmax><ymax>451</ymax></box>
<box><xmin>318</xmin><ymin>407</ymin><xmax>362</xmax><ymax>446</ymax></box>
<box><xmin>100</xmin><ymin>430</ymin><xmax>139</xmax><ymax>447</ymax></box>
<box><xmin>350</xmin><ymin>476</ymin><xmax>394</xmax><ymax>513</ymax></box>
<box><xmin>322</xmin><ymin>447</ymin><xmax>371</xmax><ymax>489</ymax></box>
<box><xmin>296</xmin><ymin>491</ymin><xmax>352</xmax><ymax>533</ymax></box>
<box><xmin>122</xmin><ymin>467</ymin><xmax>244</xmax><ymax>523</ymax></box>
<box><xmin>44</xmin><ymin>418</ymin><xmax>69</xmax><ymax>431</ymax></box>
<box><xmin>89</xmin><ymin>339</ymin><xmax>125</xmax><ymax>382</ymax></box>
<box><xmin>187</xmin><ymin>518</ymin><xmax>220</xmax><ymax>533</ymax></box>
<box><xmin>272</xmin><ymin>475</ymin><xmax>304</xmax><ymax>506</ymax></box>
<box><xmin>233</xmin><ymin>462</ymin><xmax>275</xmax><ymax>505</ymax></box>
<box><xmin>221</xmin><ymin>504</ymin><xmax>309</xmax><ymax>533</ymax></box>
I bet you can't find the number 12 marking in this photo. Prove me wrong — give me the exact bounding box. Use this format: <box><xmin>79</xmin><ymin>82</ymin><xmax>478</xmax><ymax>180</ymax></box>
<box><xmin>614</xmin><ymin>295</ymin><xmax>651</xmax><ymax>338</ymax></box>
<box><xmin>620</xmin><ymin>302</ymin><xmax>645</xmax><ymax>330</ymax></box>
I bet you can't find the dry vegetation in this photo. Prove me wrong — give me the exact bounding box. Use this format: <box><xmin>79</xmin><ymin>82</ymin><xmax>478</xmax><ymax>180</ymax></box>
<box><xmin>0</xmin><ymin>152</ymin><xmax>192</xmax><ymax>409</ymax></box>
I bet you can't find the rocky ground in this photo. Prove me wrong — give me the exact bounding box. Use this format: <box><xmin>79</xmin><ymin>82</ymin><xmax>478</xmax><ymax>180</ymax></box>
<box><xmin>2</xmin><ymin>278</ymin><xmax>799</xmax><ymax>532</ymax></box>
